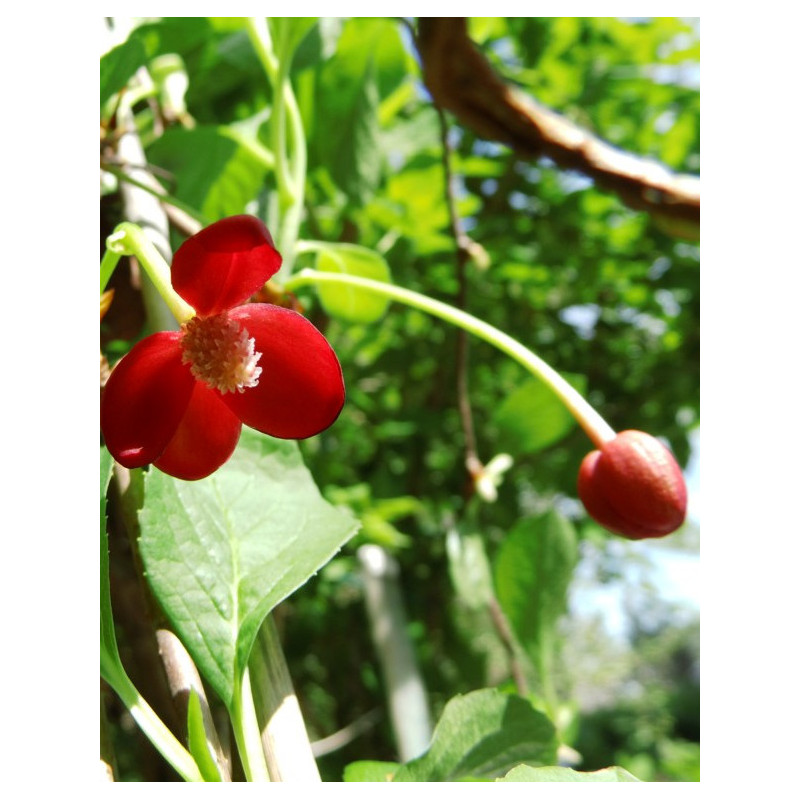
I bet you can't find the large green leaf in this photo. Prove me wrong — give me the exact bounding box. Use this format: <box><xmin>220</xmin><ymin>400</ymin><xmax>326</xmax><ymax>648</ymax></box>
<box><xmin>499</xmin><ymin>765</ymin><xmax>640</xmax><ymax>782</ymax></box>
<box><xmin>390</xmin><ymin>688</ymin><xmax>557</xmax><ymax>781</ymax></box>
<box><xmin>146</xmin><ymin>125</ymin><xmax>272</xmax><ymax>222</ymax></box>
<box><xmin>494</xmin><ymin>512</ymin><xmax>578</xmax><ymax>668</ymax></box>
<box><xmin>138</xmin><ymin>427</ymin><xmax>359</xmax><ymax>709</ymax></box>
<box><xmin>315</xmin><ymin>243</ymin><xmax>392</xmax><ymax>324</ymax></box>
<box><xmin>494</xmin><ymin>372</ymin><xmax>587</xmax><ymax>455</ymax></box>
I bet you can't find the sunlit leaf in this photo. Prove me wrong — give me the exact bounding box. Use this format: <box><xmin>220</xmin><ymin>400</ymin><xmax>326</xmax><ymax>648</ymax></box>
<box><xmin>310</xmin><ymin>18</ymin><xmax>409</xmax><ymax>203</ymax></box>
<box><xmin>138</xmin><ymin>428</ymin><xmax>359</xmax><ymax>708</ymax></box>
<box><xmin>447</xmin><ymin>532</ymin><xmax>494</xmax><ymax>611</ymax></box>
<box><xmin>500</xmin><ymin>765</ymin><xmax>640</xmax><ymax>782</ymax></box>
<box><xmin>391</xmin><ymin>688</ymin><xmax>557</xmax><ymax>781</ymax></box>
<box><xmin>494</xmin><ymin>373</ymin><xmax>587</xmax><ymax>454</ymax></box>
<box><xmin>316</xmin><ymin>243</ymin><xmax>392</xmax><ymax>324</ymax></box>
<box><xmin>147</xmin><ymin>126</ymin><xmax>271</xmax><ymax>222</ymax></box>
<box><xmin>186</xmin><ymin>691</ymin><xmax>223</xmax><ymax>782</ymax></box>
<box><xmin>494</xmin><ymin>512</ymin><xmax>578</xmax><ymax>668</ymax></box>
<box><xmin>343</xmin><ymin>760</ymin><xmax>400</xmax><ymax>782</ymax></box>
<box><xmin>101</xmin><ymin>37</ymin><xmax>147</xmax><ymax>109</ymax></box>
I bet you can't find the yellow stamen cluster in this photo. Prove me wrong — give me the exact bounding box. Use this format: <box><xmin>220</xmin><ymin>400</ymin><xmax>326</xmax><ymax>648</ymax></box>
<box><xmin>180</xmin><ymin>313</ymin><xmax>262</xmax><ymax>394</ymax></box>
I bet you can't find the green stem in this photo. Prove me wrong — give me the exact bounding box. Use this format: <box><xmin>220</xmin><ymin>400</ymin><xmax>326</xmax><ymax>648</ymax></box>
<box><xmin>105</xmin><ymin>223</ymin><xmax>194</xmax><ymax>324</ymax></box>
<box><xmin>245</xmin><ymin>16</ymin><xmax>306</xmax><ymax>275</ymax></box>
<box><xmin>230</xmin><ymin>668</ymin><xmax>272</xmax><ymax>782</ymax></box>
<box><xmin>284</xmin><ymin>269</ymin><xmax>616</xmax><ymax>448</ymax></box>
<box><xmin>100</xmin><ymin>248</ymin><xmax>122</xmax><ymax>294</ymax></box>
<box><xmin>101</xmin><ymin>654</ymin><xmax>203</xmax><ymax>782</ymax></box>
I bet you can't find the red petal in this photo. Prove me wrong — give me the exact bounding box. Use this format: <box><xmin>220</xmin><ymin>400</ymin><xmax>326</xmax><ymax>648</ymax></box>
<box><xmin>101</xmin><ymin>333</ymin><xmax>194</xmax><ymax>468</ymax></box>
<box><xmin>222</xmin><ymin>304</ymin><xmax>345</xmax><ymax>439</ymax></box>
<box><xmin>171</xmin><ymin>215</ymin><xmax>282</xmax><ymax>316</ymax></box>
<box><xmin>154</xmin><ymin>382</ymin><xmax>242</xmax><ymax>480</ymax></box>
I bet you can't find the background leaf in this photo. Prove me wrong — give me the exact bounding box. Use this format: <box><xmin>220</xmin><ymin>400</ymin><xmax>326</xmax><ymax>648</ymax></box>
<box><xmin>390</xmin><ymin>688</ymin><xmax>557</xmax><ymax>781</ymax></box>
<box><xmin>494</xmin><ymin>512</ymin><xmax>578</xmax><ymax>669</ymax></box>
<box><xmin>310</xmin><ymin>18</ymin><xmax>408</xmax><ymax>205</ymax></box>
<box><xmin>138</xmin><ymin>428</ymin><xmax>359</xmax><ymax>709</ymax></box>
<box><xmin>499</xmin><ymin>764</ymin><xmax>640</xmax><ymax>782</ymax></box>
<box><xmin>342</xmin><ymin>760</ymin><xmax>400</xmax><ymax>782</ymax></box>
<box><xmin>101</xmin><ymin>37</ymin><xmax>148</xmax><ymax>109</ymax></box>
<box><xmin>447</xmin><ymin>532</ymin><xmax>495</xmax><ymax>612</ymax></box>
<box><xmin>146</xmin><ymin>126</ymin><xmax>272</xmax><ymax>222</ymax></box>
<box><xmin>315</xmin><ymin>243</ymin><xmax>392</xmax><ymax>324</ymax></box>
<box><xmin>494</xmin><ymin>373</ymin><xmax>587</xmax><ymax>455</ymax></box>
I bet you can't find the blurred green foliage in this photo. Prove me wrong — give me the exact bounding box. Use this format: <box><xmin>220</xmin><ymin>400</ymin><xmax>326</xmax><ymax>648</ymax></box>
<box><xmin>101</xmin><ymin>16</ymin><xmax>699</xmax><ymax>782</ymax></box>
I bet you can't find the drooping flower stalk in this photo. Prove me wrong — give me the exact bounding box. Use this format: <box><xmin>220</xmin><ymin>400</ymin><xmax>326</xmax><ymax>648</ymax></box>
<box><xmin>284</xmin><ymin>268</ymin><xmax>688</xmax><ymax>540</ymax></box>
<box><xmin>285</xmin><ymin>268</ymin><xmax>615</xmax><ymax>448</ymax></box>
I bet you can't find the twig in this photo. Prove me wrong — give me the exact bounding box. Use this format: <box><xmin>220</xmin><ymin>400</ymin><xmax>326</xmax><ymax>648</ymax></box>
<box><xmin>487</xmin><ymin>596</ymin><xmax>530</xmax><ymax>697</ymax></box>
<box><xmin>417</xmin><ymin>18</ymin><xmax>699</xmax><ymax>240</ymax></box>
<box><xmin>310</xmin><ymin>708</ymin><xmax>383</xmax><ymax>758</ymax></box>
<box><xmin>101</xmin><ymin>160</ymin><xmax>204</xmax><ymax>237</ymax></box>
<box><xmin>436</xmin><ymin>105</ymin><xmax>483</xmax><ymax>487</ymax></box>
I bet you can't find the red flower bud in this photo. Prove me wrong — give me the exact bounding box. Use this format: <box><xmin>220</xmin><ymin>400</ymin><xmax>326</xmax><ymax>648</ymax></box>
<box><xmin>577</xmin><ymin>430</ymin><xmax>687</xmax><ymax>540</ymax></box>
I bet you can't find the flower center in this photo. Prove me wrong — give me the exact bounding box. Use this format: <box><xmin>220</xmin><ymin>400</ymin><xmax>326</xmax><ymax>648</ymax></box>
<box><xmin>180</xmin><ymin>313</ymin><xmax>262</xmax><ymax>394</ymax></box>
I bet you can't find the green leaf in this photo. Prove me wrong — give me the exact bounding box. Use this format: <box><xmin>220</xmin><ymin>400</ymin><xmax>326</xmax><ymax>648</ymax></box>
<box><xmin>326</xmin><ymin>57</ymin><xmax>381</xmax><ymax>205</ymax></box>
<box><xmin>100</xmin><ymin>447</ymin><xmax>118</xmax><ymax>668</ymax></box>
<box><xmin>499</xmin><ymin>765</ymin><xmax>640</xmax><ymax>782</ymax></box>
<box><xmin>391</xmin><ymin>688</ymin><xmax>557</xmax><ymax>781</ymax></box>
<box><xmin>138</xmin><ymin>428</ymin><xmax>359</xmax><ymax>709</ymax></box>
<box><xmin>446</xmin><ymin>532</ymin><xmax>495</xmax><ymax>611</ymax></box>
<box><xmin>293</xmin><ymin>18</ymin><xmax>343</xmax><ymax>72</ymax></box>
<box><xmin>186</xmin><ymin>691</ymin><xmax>223</xmax><ymax>782</ymax></box>
<box><xmin>315</xmin><ymin>243</ymin><xmax>392</xmax><ymax>324</ymax></box>
<box><xmin>494</xmin><ymin>372</ymin><xmax>587</xmax><ymax>455</ymax></box>
<box><xmin>494</xmin><ymin>512</ymin><xmax>578</xmax><ymax>667</ymax></box>
<box><xmin>101</xmin><ymin>37</ymin><xmax>147</xmax><ymax>109</ymax></box>
<box><xmin>343</xmin><ymin>760</ymin><xmax>401</xmax><ymax>782</ymax></box>
<box><xmin>311</xmin><ymin>18</ymin><xmax>407</xmax><ymax>204</ymax></box>
<box><xmin>146</xmin><ymin>126</ymin><xmax>271</xmax><ymax>222</ymax></box>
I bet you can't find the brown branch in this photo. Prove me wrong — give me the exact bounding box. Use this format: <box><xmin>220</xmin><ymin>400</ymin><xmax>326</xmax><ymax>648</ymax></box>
<box><xmin>417</xmin><ymin>18</ymin><xmax>700</xmax><ymax>240</ymax></box>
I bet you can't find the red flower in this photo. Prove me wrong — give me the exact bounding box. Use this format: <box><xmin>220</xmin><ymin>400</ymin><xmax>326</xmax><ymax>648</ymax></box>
<box><xmin>577</xmin><ymin>430</ymin><xmax>687</xmax><ymax>540</ymax></box>
<box><xmin>101</xmin><ymin>215</ymin><xmax>345</xmax><ymax>481</ymax></box>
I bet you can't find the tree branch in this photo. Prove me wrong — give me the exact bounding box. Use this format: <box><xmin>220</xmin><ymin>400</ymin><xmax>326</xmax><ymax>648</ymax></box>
<box><xmin>416</xmin><ymin>18</ymin><xmax>699</xmax><ymax>240</ymax></box>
